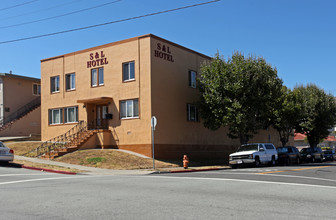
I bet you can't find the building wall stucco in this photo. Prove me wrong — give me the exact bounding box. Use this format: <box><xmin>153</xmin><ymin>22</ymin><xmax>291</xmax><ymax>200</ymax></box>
<box><xmin>0</xmin><ymin>106</ymin><xmax>41</xmax><ymax>137</ymax></box>
<box><xmin>41</xmin><ymin>36</ymin><xmax>152</xmax><ymax>147</ymax></box>
<box><xmin>40</xmin><ymin>34</ymin><xmax>294</xmax><ymax>159</ymax></box>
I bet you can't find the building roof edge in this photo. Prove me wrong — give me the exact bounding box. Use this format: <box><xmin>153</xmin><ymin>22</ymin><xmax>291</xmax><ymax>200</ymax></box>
<box><xmin>41</xmin><ymin>34</ymin><xmax>212</xmax><ymax>62</ymax></box>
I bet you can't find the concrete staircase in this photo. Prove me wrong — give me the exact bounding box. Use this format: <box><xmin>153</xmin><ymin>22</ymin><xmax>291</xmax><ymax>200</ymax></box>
<box><xmin>42</xmin><ymin>130</ymin><xmax>96</xmax><ymax>159</ymax></box>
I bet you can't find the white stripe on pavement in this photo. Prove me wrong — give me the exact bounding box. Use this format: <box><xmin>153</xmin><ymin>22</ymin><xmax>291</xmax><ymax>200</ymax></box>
<box><xmin>0</xmin><ymin>175</ymin><xmax>95</xmax><ymax>185</ymax></box>
<box><xmin>209</xmin><ymin>171</ymin><xmax>336</xmax><ymax>183</ymax></box>
<box><xmin>138</xmin><ymin>175</ymin><xmax>336</xmax><ymax>189</ymax></box>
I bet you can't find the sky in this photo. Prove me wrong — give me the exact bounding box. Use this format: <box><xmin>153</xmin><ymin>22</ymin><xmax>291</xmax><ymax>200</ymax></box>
<box><xmin>0</xmin><ymin>0</ymin><xmax>335</xmax><ymax>95</ymax></box>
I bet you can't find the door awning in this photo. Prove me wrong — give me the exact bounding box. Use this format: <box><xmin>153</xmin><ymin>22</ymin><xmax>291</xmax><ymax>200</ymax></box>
<box><xmin>77</xmin><ymin>97</ymin><xmax>113</xmax><ymax>104</ymax></box>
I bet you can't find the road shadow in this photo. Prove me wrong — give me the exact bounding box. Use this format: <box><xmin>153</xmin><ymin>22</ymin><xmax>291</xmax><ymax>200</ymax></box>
<box><xmin>0</xmin><ymin>162</ymin><xmax>23</xmax><ymax>168</ymax></box>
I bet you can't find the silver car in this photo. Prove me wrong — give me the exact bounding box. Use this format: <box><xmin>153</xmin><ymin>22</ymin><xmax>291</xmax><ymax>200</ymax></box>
<box><xmin>0</xmin><ymin>142</ymin><xmax>14</xmax><ymax>163</ymax></box>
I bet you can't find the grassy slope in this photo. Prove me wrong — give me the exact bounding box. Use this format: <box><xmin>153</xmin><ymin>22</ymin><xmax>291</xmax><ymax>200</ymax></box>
<box><xmin>55</xmin><ymin>149</ymin><xmax>179</xmax><ymax>170</ymax></box>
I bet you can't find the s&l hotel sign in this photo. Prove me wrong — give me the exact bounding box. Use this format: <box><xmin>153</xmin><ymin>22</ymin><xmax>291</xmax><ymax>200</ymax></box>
<box><xmin>87</xmin><ymin>51</ymin><xmax>109</xmax><ymax>68</ymax></box>
<box><xmin>154</xmin><ymin>43</ymin><xmax>174</xmax><ymax>62</ymax></box>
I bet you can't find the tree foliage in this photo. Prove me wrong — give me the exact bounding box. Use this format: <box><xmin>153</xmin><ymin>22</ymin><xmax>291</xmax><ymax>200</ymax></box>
<box><xmin>293</xmin><ymin>84</ymin><xmax>336</xmax><ymax>148</ymax></box>
<box><xmin>272</xmin><ymin>86</ymin><xmax>300</xmax><ymax>147</ymax></box>
<box><xmin>198</xmin><ymin>52</ymin><xmax>283</xmax><ymax>144</ymax></box>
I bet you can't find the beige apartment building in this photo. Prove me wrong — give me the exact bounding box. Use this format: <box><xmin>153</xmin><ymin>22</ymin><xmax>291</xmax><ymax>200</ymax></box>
<box><xmin>0</xmin><ymin>72</ymin><xmax>41</xmax><ymax>137</ymax></box>
<box><xmin>41</xmin><ymin>34</ymin><xmax>289</xmax><ymax>159</ymax></box>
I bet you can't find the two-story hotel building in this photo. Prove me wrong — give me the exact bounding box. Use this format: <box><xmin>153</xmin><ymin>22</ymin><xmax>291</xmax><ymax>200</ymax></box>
<box><xmin>41</xmin><ymin>34</ymin><xmax>288</xmax><ymax>159</ymax></box>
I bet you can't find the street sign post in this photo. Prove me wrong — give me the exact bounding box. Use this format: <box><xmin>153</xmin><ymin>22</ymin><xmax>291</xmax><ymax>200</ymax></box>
<box><xmin>151</xmin><ymin>116</ymin><xmax>157</xmax><ymax>169</ymax></box>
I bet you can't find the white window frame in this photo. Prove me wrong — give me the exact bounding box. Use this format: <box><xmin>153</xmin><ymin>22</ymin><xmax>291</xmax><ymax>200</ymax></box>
<box><xmin>187</xmin><ymin>104</ymin><xmax>199</xmax><ymax>122</ymax></box>
<box><xmin>66</xmin><ymin>73</ymin><xmax>76</xmax><ymax>91</ymax></box>
<box><xmin>64</xmin><ymin>106</ymin><xmax>78</xmax><ymax>123</ymax></box>
<box><xmin>123</xmin><ymin>61</ymin><xmax>135</xmax><ymax>82</ymax></box>
<box><xmin>50</xmin><ymin>108</ymin><xmax>62</xmax><ymax>125</ymax></box>
<box><xmin>91</xmin><ymin>69</ymin><xmax>97</xmax><ymax>87</ymax></box>
<box><xmin>189</xmin><ymin>70</ymin><xmax>197</xmax><ymax>88</ymax></box>
<box><xmin>91</xmin><ymin>68</ymin><xmax>104</xmax><ymax>87</ymax></box>
<box><xmin>33</xmin><ymin>84</ymin><xmax>41</xmax><ymax>96</ymax></box>
<box><xmin>98</xmin><ymin>67</ymin><xmax>104</xmax><ymax>86</ymax></box>
<box><xmin>51</xmin><ymin>76</ymin><xmax>60</xmax><ymax>93</ymax></box>
<box><xmin>120</xmin><ymin>99</ymin><xmax>139</xmax><ymax>119</ymax></box>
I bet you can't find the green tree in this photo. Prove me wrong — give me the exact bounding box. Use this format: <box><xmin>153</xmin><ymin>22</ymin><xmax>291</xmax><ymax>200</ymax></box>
<box><xmin>272</xmin><ymin>86</ymin><xmax>300</xmax><ymax>147</ymax></box>
<box><xmin>198</xmin><ymin>52</ymin><xmax>283</xmax><ymax>145</ymax></box>
<box><xmin>293</xmin><ymin>84</ymin><xmax>336</xmax><ymax>148</ymax></box>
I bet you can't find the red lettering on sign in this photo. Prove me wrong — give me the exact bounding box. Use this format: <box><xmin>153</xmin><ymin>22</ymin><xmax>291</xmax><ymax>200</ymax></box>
<box><xmin>154</xmin><ymin>43</ymin><xmax>174</xmax><ymax>62</ymax></box>
<box><xmin>87</xmin><ymin>51</ymin><xmax>109</xmax><ymax>68</ymax></box>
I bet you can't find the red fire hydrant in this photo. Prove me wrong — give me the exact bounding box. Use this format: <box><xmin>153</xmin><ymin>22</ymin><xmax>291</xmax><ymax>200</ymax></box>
<box><xmin>183</xmin><ymin>155</ymin><xmax>189</xmax><ymax>169</ymax></box>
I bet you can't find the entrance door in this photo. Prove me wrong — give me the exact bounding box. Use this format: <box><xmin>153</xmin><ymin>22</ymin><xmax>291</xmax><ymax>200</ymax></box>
<box><xmin>96</xmin><ymin>105</ymin><xmax>108</xmax><ymax>128</ymax></box>
<box><xmin>96</xmin><ymin>106</ymin><xmax>101</xmax><ymax>127</ymax></box>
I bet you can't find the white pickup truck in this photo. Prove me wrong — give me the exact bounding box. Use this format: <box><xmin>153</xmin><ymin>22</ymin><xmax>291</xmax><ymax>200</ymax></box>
<box><xmin>229</xmin><ymin>143</ymin><xmax>278</xmax><ymax>168</ymax></box>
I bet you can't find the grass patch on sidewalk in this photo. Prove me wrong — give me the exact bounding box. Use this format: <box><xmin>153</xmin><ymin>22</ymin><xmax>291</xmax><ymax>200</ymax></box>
<box><xmin>55</xmin><ymin>149</ymin><xmax>179</xmax><ymax>170</ymax></box>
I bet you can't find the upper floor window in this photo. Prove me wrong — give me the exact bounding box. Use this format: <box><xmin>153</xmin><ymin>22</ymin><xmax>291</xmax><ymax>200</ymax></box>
<box><xmin>33</xmin><ymin>84</ymin><xmax>41</xmax><ymax>95</ymax></box>
<box><xmin>91</xmin><ymin>68</ymin><xmax>104</xmax><ymax>87</ymax></box>
<box><xmin>189</xmin><ymin>70</ymin><xmax>197</xmax><ymax>88</ymax></box>
<box><xmin>187</xmin><ymin>104</ymin><xmax>199</xmax><ymax>122</ymax></box>
<box><xmin>50</xmin><ymin>76</ymin><xmax>60</xmax><ymax>93</ymax></box>
<box><xmin>123</xmin><ymin>61</ymin><xmax>135</xmax><ymax>82</ymax></box>
<box><xmin>66</xmin><ymin>73</ymin><xmax>76</xmax><ymax>91</ymax></box>
<box><xmin>120</xmin><ymin>99</ymin><xmax>139</xmax><ymax>119</ymax></box>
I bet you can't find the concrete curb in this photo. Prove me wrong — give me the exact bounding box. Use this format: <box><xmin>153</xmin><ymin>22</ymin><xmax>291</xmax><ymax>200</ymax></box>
<box><xmin>21</xmin><ymin>165</ymin><xmax>77</xmax><ymax>175</ymax></box>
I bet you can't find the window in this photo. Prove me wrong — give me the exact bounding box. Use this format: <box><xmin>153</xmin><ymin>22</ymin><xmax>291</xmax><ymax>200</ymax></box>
<box><xmin>189</xmin><ymin>70</ymin><xmax>197</xmax><ymax>88</ymax></box>
<box><xmin>64</xmin><ymin>106</ymin><xmax>78</xmax><ymax>123</ymax></box>
<box><xmin>120</xmin><ymin>99</ymin><xmax>139</xmax><ymax>119</ymax></box>
<box><xmin>265</xmin><ymin>144</ymin><xmax>275</xmax><ymax>150</ymax></box>
<box><xmin>33</xmin><ymin>84</ymin><xmax>41</xmax><ymax>95</ymax></box>
<box><xmin>123</xmin><ymin>61</ymin><xmax>135</xmax><ymax>81</ymax></box>
<box><xmin>49</xmin><ymin>108</ymin><xmax>63</xmax><ymax>125</ymax></box>
<box><xmin>51</xmin><ymin>76</ymin><xmax>60</xmax><ymax>93</ymax></box>
<box><xmin>98</xmin><ymin>68</ymin><xmax>104</xmax><ymax>85</ymax></box>
<box><xmin>187</xmin><ymin>104</ymin><xmax>199</xmax><ymax>122</ymax></box>
<box><xmin>91</xmin><ymin>68</ymin><xmax>104</xmax><ymax>87</ymax></box>
<box><xmin>48</xmin><ymin>106</ymin><xmax>78</xmax><ymax>125</ymax></box>
<box><xmin>66</xmin><ymin>73</ymin><xmax>76</xmax><ymax>91</ymax></box>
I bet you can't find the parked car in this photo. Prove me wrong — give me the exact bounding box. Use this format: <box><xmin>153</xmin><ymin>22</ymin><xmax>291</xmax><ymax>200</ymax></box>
<box><xmin>277</xmin><ymin>146</ymin><xmax>301</xmax><ymax>165</ymax></box>
<box><xmin>322</xmin><ymin>149</ymin><xmax>335</xmax><ymax>161</ymax></box>
<box><xmin>299</xmin><ymin>147</ymin><xmax>324</xmax><ymax>163</ymax></box>
<box><xmin>0</xmin><ymin>142</ymin><xmax>14</xmax><ymax>163</ymax></box>
<box><xmin>229</xmin><ymin>143</ymin><xmax>278</xmax><ymax>168</ymax></box>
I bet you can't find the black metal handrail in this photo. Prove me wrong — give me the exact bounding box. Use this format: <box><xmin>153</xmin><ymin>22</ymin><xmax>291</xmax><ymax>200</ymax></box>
<box><xmin>0</xmin><ymin>97</ymin><xmax>40</xmax><ymax>125</ymax></box>
<box><xmin>24</xmin><ymin>120</ymin><xmax>89</xmax><ymax>157</ymax></box>
<box><xmin>88</xmin><ymin>119</ymin><xmax>109</xmax><ymax>130</ymax></box>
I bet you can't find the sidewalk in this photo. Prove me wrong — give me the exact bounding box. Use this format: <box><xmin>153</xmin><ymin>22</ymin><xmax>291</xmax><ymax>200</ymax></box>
<box><xmin>15</xmin><ymin>155</ymin><xmax>154</xmax><ymax>175</ymax></box>
<box><xmin>14</xmin><ymin>155</ymin><xmax>230</xmax><ymax>175</ymax></box>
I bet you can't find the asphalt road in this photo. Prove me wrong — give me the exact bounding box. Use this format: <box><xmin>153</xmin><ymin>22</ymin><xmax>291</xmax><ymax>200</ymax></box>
<box><xmin>1</xmin><ymin>162</ymin><xmax>336</xmax><ymax>220</ymax></box>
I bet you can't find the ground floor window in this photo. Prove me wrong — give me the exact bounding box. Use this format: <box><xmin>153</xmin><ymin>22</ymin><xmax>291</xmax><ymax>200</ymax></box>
<box><xmin>49</xmin><ymin>106</ymin><xmax>78</xmax><ymax>125</ymax></box>
<box><xmin>187</xmin><ymin>104</ymin><xmax>199</xmax><ymax>122</ymax></box>
<box><xmin>120</xmin><ymin>99</ymin><xmax>139</xmax><ymax>119</ymax></box>
<box><xmin>64</xmin><ymin>106</ymin><xmax>78</xmax><ymax>123</ymax></box>
<box><xmin>49</xmin><ymin>108</ymin><xmax>63</xmax><ymax>125</ymax></box>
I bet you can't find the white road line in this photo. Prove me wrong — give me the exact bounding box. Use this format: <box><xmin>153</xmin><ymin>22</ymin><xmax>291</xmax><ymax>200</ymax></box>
<box><xmin>0</xmin><ymin>173</ymin><xmax>54</xmax><ymax>177</ymax></box>
<box><xmin>138</xmin><ymin>175</ymin><xmax>336</xmax><ymax>189</ymax></box>
<box><xmin>0</xmin><ymin>175</ymin><xmax>94</xmax><ymax>186</ymax></box>
<box><xmin>209</xmin><ymin>171</ymin><xmax>336</xmax><ymax>183</ymax></box>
